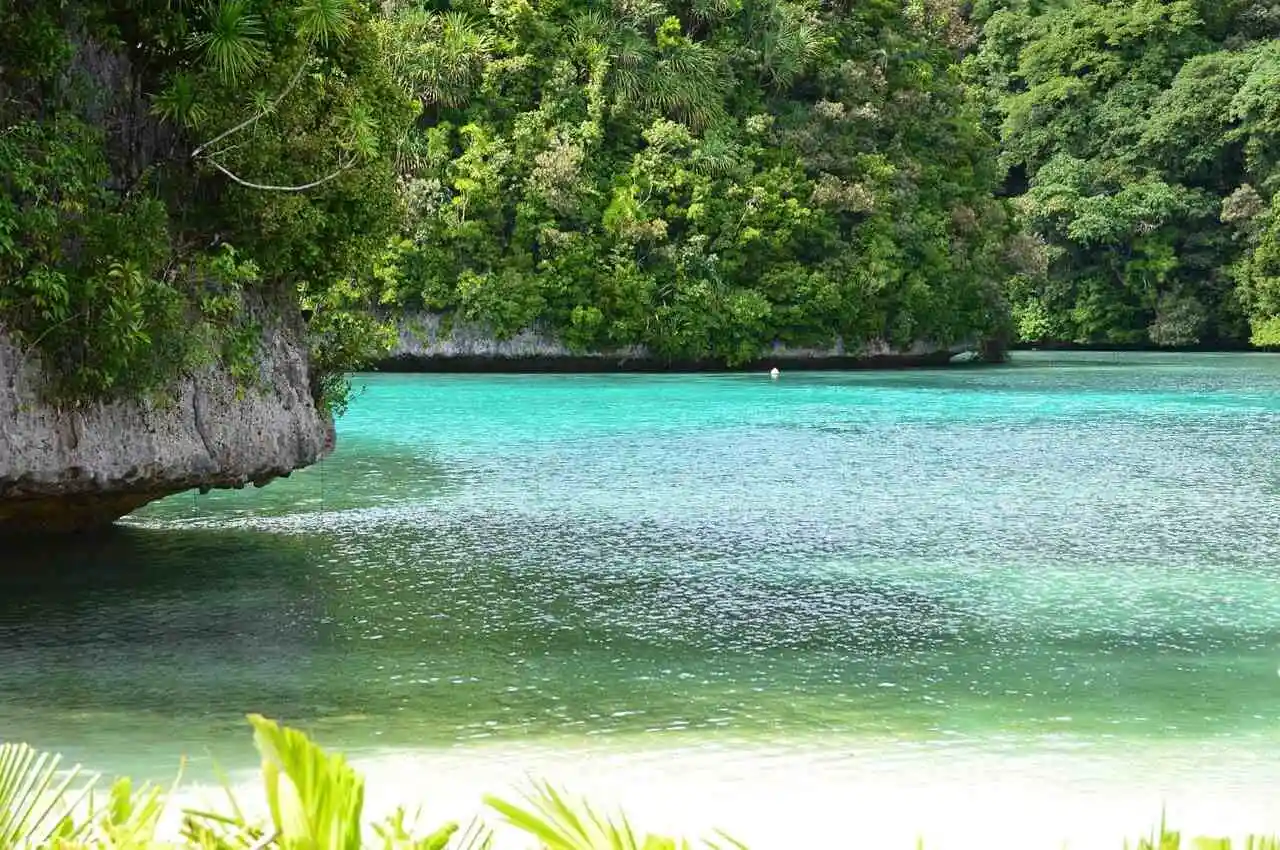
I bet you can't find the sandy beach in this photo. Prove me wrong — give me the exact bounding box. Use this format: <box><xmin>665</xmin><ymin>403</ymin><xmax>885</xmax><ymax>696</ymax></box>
<box><xmin>170</xmin><ymin>737</ymin><xmax>1280</xmax><ymax>849</ymax></box>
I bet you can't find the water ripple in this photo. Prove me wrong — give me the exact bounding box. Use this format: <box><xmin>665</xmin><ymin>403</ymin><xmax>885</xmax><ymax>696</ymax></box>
<box><xmin>4</xmin><ymin>355</ymin><xmax>1280</xmax><ymax>777</ymax></box>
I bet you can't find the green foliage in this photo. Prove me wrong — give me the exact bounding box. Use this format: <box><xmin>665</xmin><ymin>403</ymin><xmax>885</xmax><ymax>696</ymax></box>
<box><xmin>84</xmin><ymin>777</ymin><xmax>174</xmax><ymax>849</ymax></box>
<box><xmin>485</xmin><ymin>782</ymin><xmax>745</xmax><ymax>850</ymax></box>
<box><xmin>1236</xmin><ymin>192</ymin><xmax>1280</xmax><ymax>345</ymax></box>
<box><xmin>249</xmin><ymin>713</ymin><xmax>364</xmax><ymax>850</ymax></box>
<box><xmin>190</xmin><ymin>0</ymin><xmax>269</xmax><ymax>84</ymax></box>
<box><xmin>299</xmin><ymin>271</ymin><xmax>398</xmax><ymax>417</ymax></box>
<box><xmin>4</xmin><ymin>721</ymin><xmax>1280</xmax><ymax>850</ymax></box>
<box><xmin>0</xmin><ymin>741</ymin><xmax>94</xmax><ymax>848</ymax></box>
<box><xmin>20</xmin><ymin>0</ymin><xmax>1280</xmax><ymax>394</ymax></box>
<box><xmin>0</xmin><ymin>0</ymin><xmax>414</xmax><ymax>408</ymax></box>
<box><xmin>387</xmin><ymin>0</ymin><xmax>1015</xmax><ymax>362</ymax></box>
<box><xmin>968</xmin><ymin>0</ymin><xmax>1280</xmax><ymax>346</ymax></box>
<box><xmin>0</xmin><ymin>116</ymin><xmax>188</xmax><ymax>400</ymax></box>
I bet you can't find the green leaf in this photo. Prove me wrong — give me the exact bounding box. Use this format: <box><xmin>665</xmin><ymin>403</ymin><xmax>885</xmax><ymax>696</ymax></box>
<box><xmin>0</xmin><ymin>742</ymin><xmax>96</xmax><ymax>849</ymax></box>
<box><xmin>296</xmin><ymin>0</ymin><xmax>355</xmax><ymax>46</ymax></box>
<box><xmin>188</xmin><ymin>0</ymin><xmax>267</xmax><ymax>84</ymax></box>
<box><xmin>248</xmin><ymin>713</ymin><xmax>365</xmax><ymax>850</ymax></box>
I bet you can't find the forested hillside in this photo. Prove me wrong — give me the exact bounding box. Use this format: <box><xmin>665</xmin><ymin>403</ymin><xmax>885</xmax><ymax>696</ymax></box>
<box><xmin>1</xmin><ymin>0</ymin><xmax>1019</xmax><ymax>397</ymax></box>
<box><xmin>967</xmin><ymin>0</ymin><xmax>1280</xmax><ymax>347</ymax></box>
<box><xmin>5</xmin><ymin>0</ymin><xmax>1280</xmax><ymax>402</ymax></box>
<box><xmin>378</xmin><ymin>0</ymin><xmax>1015</xmax><ymax>362</ymax></box>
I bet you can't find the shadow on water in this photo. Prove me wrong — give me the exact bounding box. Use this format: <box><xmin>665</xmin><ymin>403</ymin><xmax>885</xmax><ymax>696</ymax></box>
<box><xmin>322</xmin><ymin>509</ymin><xmax>968</xmax><ymax>659</ymax></box>
<box><xmin>2</xmin><ymin>525</ymin><xmax>304</xmax><ymax>588</ymax></box>
<box><xmin>129</xmin><ymin>437</ymin><xmax>455</xmax><ymax>523</ymax></box>
<box><xmin>0</xmin><ymin>526</ymin><xmax>356</xmax><ymax>766</ymax></box>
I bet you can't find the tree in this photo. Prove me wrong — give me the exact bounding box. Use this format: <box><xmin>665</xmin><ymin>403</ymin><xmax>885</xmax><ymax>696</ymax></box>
<box><xmin>383</xmin><ymin>0</ymin><xmax>1015</xmax><ymax>363</ymax></box>
<box><xmin>0</xmin><ymin>0</ymin><xmax>416</xmax><ymax>404</ymax></box>
<box><xmin>967</xmin><ymin>0</ymin><xmax>1280</xmax><ymax>347</ymax></box>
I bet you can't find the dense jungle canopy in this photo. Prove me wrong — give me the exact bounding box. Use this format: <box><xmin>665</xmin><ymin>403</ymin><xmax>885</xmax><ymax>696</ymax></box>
<box><xmin>969</xmin><ymin>0</ymin><xmax>1280</xmax><ymax>349</ymax></box>
<box><xmin>2</xmin><ymin>0</ymin><xmax>1280</xmax><ymax>404</ymax></box>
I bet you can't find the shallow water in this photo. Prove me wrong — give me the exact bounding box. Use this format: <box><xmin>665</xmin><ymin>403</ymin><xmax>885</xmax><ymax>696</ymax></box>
<box><xmin>3</xmin><ymin>352</ymin><xmax>1280</xmax><ymax>846</ymax></box>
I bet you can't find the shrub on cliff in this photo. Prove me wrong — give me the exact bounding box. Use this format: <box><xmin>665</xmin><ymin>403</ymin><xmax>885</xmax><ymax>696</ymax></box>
<box><xmin>0</xmin><ymin>0</ymin><xmax>415</xmax><ymax>408</ymax></box>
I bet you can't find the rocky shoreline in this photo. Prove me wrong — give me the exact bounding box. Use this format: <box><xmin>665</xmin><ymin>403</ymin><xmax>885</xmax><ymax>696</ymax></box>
<box><xmin>371</xmin><ymin>313</ymin><xmax>999</xmax><ymax>373</ymax></box>
<box><xmin>0</xmin><ymin>303</ymin><xmax>331</xmax><ymax>534</ymax></box>
<box><xmin>374</xmin><ymin>349</ymin><xmax>968</xmax><ymax>372</ymax></box>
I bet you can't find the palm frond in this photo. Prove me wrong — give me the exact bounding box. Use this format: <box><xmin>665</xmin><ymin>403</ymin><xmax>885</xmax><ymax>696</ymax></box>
<box><xmin>691</xmin><ymin>0</ymin><xmax>740</xmax><ymax>24</ymax></box>
<box><xmin>296</xmin><ymin>0</ymin><xmax>355</xmax><ymax>47</ymax></box>
<box><xmin>181</xmin><ymin>805</ymin><xmax>269</xmax><ymax>849</ymax></box>
<box><xmin>248</xmin><ymin>712</ymin><xmax>365</xmax><ymax>850</ymax></box>
<box><xmin>691</xmin><ymin>131</ymin><xmax>741</xmax><ymax>177</ymax></box>
<box><xmin>392</xmin><ymin>11</ymin><xmax>493</xmax><ymax>107</ymax></box>
<box><xmin>753</xmin><ymin>0</ymin><xmax>823</xmax><ymax>89</ymax></box>
<box><xmin>178</xmin><ymin>753</ymin><xmax>263</xmax><ymax>848</ymax></box>
<box><xmin>612</xmin><ymin>0</ymin><xmax>667</xmax><ymax>28</ymax></box>
<box><xmin>569</xmin><ymin>10</ymin><xmax>616</xmax><ymax>47</ymax></box>
<box><xmin>484</xmin><ymin>781</ymin><xmax>737</xmax><ymax>850</ymax></box>
<box><xmin>188</xmin><ymin>0</ymin><xmax>267</xmax><ymax>84</ymax></box>
<box><xmin>85</xmin><ymin>775</ymin><xmax>174</xmax><ymax>848</ymax></box>
<box><xmin>441</xmin><ymin>11</ymin><xmax>493</xmax><ymax>55</ymax></box>
<box><xmin>646</xmin><ymin>42</ymin><xmax>727</xmax><ymax>127</ymax></box>
<box><xmin>453</xmin><ymin>815</ymin><xmax>495</xmax><ymax>850</ymax></box>
<box><xmin>152</xmin><ymin>70</ymin><xmax>210</xmax><ymax>128</ymax></box>
<box><xmin>607</xmin><ymin>26</ymin><xmax>655</xmax><ymax>103</ymax></box>
<box><xmin>0</xmin><ymin>741</ymin><xmax>97</xmax><ymax>848</ymax></box>
<box><xmin>340</xmin><ymin>102</ymin><xmax>381</xmax><ymax>159</ymax></box>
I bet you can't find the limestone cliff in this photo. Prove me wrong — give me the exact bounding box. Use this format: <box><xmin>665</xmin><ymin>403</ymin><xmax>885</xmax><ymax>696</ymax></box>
<box><xmin>0</xmin><ymin>309</ymin><xmax>332</xmax><ymax>533</ymax></box>
<box><xmin>375</xmin><ymin>312</ymin><xmax>982</xmax><ymax>372</ymax></box>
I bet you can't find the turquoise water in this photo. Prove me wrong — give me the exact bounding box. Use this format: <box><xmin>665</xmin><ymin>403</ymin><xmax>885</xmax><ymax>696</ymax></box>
<box><xmin>2</xmin><ymin>353</ymin><xmax>1280</xmax><ymax>795</ymax></box>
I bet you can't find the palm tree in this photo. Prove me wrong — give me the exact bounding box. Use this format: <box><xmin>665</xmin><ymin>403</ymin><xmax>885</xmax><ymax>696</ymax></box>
<box><xmin>742</xmin><ymin>0</ymin><xmax>823</xmax><ymax>90</ymax></box>
<box><xmin>568</xmin><ymin>10</ymin><xmax>727</xmax><ymax>129</ymax></box>
<box><xmin>380</xmin><ymin>8</ymin><xmax>495</xmax><ymax>110</ymax></box>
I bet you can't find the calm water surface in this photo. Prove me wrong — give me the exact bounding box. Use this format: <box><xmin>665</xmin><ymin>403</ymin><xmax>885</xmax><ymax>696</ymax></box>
<box><xmin>3</xmin><ymin>353</ymin><xmax>1280</xmax><ymax>844</ymax></box>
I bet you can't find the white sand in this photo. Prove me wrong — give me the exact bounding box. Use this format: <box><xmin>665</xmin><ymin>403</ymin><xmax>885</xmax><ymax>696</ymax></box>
<box><xmin>169</xmin><ymin>737</ymin><xmax>1280</xmax><ymax>849</ymax></box>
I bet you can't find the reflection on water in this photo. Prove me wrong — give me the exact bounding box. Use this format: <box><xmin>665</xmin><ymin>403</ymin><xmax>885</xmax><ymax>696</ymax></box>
<box><xmin>1</xmin><ymin>355</ymin><xmax>1279</xmax><ymax>800</ymax></box>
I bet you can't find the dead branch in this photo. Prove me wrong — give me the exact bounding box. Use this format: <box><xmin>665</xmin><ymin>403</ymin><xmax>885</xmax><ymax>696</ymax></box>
<box><xmin>205</xmin><ymin>155</ymin><xmax>358</xmax><ymax>192</ymax></box>
<box><xmin>191</xmin><ymin>60</ymin><xmax>310</xmax><ymax>160</ymax></box>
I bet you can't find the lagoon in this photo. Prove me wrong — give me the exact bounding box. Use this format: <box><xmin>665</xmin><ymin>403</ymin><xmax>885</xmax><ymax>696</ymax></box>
<box><xmin>3</xmin><ymin>353</ymin><xmax>1280</xmax><ymax>847</ymax></box>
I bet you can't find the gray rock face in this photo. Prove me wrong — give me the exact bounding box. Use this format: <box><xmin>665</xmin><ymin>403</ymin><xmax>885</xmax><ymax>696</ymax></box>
<box><xmin>376</xmin><ymin>312</ymin><xmax>974</xmax><ymax>371</ymax></box>
<box><xmin>0</xmin><ymin>309</ymin><xmax>332</xmax><ymax>533</ymax></box>
<box><xmin>390</xmin><ymin>313</ymin><xmax>650</xmax><ymax>362</ymax></box>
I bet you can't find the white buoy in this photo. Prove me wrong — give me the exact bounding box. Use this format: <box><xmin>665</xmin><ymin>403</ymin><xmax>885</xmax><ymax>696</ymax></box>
<box><xmin>770</xmin><ymin>367</ymin><xmax>780</xmax><ymax>380</ymax></box>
